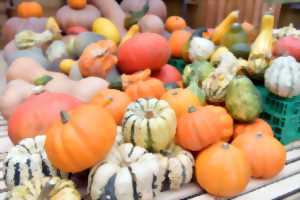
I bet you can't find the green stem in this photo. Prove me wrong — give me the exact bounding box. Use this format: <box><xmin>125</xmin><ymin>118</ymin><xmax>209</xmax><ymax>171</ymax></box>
<box><xmin>60</xmin><ymin>111</ymin><xmax>70</xmax><ymax>124</ymax></box>
<box><xmin>34</xmin><ymin>75</ymin><xmax>53</xmax><ymax>86</ymax></box>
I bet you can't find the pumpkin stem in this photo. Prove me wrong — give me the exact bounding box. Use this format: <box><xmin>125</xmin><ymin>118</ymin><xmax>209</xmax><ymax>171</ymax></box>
<box><xmin>222</xmin><ymin>143</ymin><xmax>230</xmax><ymax>149</ymax></box>
<box><xmin>37</xmin><ymin>178</ymin><xmax>56</xmax><ymax>200</ymax></box>
<box><xmin>145</xmin><ymin>110</ymin><xmax>154</xmax><ymax>119</ymax></box>
<box><xmin>34</xmin><ymin>75</ymin><xmax>53</xmax><ymax>86</ymax></box>
<box><xmin>188</xmin><ymin>106</ymin><xmax>197</xmax><ymax>113</ymax></box>
<box><xmin>256</xmin><ymin>132</ymin><xmax>264</xmax><ymax>138</ymax></box>
<box><xmin>60</xmin><ymin>111</ymin><xmax>70</xmax><ymax>124</ymax></box>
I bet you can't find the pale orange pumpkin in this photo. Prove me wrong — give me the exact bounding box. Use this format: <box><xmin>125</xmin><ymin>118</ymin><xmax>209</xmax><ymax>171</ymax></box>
<box><xmin>165</xmin><ymin>16</ymin><xmax>187</xmax><ymax>32</ymax></box>
<box><xmin>68</xmin><ymin>0</ymin><xmax>87</xmax><ymax>9</ymax></box>
<box><xmin>17</xmin><ymin>1</ymin><xmax>43</xmax><ymax>18</ymax></box>
<box><xmin>45</xmin><ymin>104</ymin><xmax>116</xmax><ymax>173</ymax></box>
<box><xmin>176</xmin><ymin>105</ymin><xmax>233</xmax><ymax>151</ymax></box>
<box><xmin>234</xmin><ymin>118</ymin><xmax>274</xmax><ymax>138</ymax></box>
<box><xmin>196</xmin><ymin>142</ymin><xmax>251</xmax><ymax>197</ymax></box>
<box><xmin>90</xmin><ymin>89</ymin><xmax>132</xmax><ymax>124</ymax></box>
<box><xmin>232</xmin><ymin>132</ymin><xmax>286</xmax><ymax>178</ymax></box>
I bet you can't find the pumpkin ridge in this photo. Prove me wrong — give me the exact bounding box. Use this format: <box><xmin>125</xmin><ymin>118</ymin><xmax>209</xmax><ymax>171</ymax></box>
<box><xmin>128</xmin><ymin>166</ymin><xmax>140</xmax><ymax>200</ymax></box>
<box><xmin>130</xmin><ymin>119</ymin><xmax>137</xmax><ymax>146</ymax></box>
<box><xmin>99</xmin><ymin>173</ymin><xmax>118</xmax><ymax>200</ymax></box>
<box><xmin>287</xmin><ymin>64</ymin><xmax>295</xmax><ymax>97</ymax></box>
<box><xmin>146</xmin><ymin>120</ymin><xmax>154</xmax><ymax>152</ymax></box>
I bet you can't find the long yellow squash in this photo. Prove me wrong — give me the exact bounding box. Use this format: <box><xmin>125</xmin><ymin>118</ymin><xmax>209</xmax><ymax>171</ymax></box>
<box><xmin>120</xmin><ymin>24</ymin><xmax>140</xmax><ymax>45</ymax></box>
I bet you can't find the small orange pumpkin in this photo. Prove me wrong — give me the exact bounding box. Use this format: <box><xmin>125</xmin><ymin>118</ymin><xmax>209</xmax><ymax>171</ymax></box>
<box><xmin>232</xmin><ymin>132</ymin><xmax>286</xmax><ymax>179</ymax></box>
<box><xmin>161</xmin><ymin>88</ymin><xmax>202</xmax><ymax>118</ymax></box>
<box><xmin>90</xmin><ymin>89</ymin><xmax>132</xmax><ymax>124</ymax></box>
<box><xmin>176</xmin><ymin>105</ymin><xmax>233</xmax><ymax>151</ymax></box>
<box><xmin>122</xmin><ymin>69</ymin><xmax>165</xmax><ymax>100</ymax></box>
<box><xmin>79</xmin><ymin>40</ymin><xmax>118</xmax><ymax>78</ymax></box>
<box><xmin>196</xmin><ymin>142</ymin><xmax>251</xmax><ymax>197</ymax></box>
<box><xmin>45</xmin><ymin>104</ymin><xmax>116</xmax><ymax>173</ymax></box>
<box><xmin>234</xmin><ymin>118</ymin><xmax>274</xmax><ymax>138</ymax></box>
<box><xmin>165</xmin><ymin>16</ymin><xmax>187</xmax><ymax>32</ymax></box>
<box><xmin>17</xmin><ymin>1</ymin><xmax>43</xmax><ymax>18</ymax></box>
<box><xmin>68</xmin><ymin>0</ymin><xmax>87</xmax><ymax>9</ymax></box>
<box><xmin>168</xmin><ymin>30</ymin><xmax>191</xmax><ymax>58</ymax></box>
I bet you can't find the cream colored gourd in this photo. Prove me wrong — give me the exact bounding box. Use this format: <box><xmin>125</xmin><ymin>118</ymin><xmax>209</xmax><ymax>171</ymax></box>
<box><xmin>265</xmin><ymin>56</ymin><xmax>300</xmax><ymax>98</ymax></box>
<box><xmin>122</xmin><ymin>98</ymin><xmax>177</xmax><ymax>152</ymax></box>
<box><xmin>4</xmin><ymin>136</ymin><xmax>68</xmax><ymax>189</ymax></box>
<box><xmin>188</xmin><ymin>37</ymin><xmax>215</xmax><ymax>62</ymax></box>
<box><xmin>88</xmin><ymin>143</ymin><xmax>164</xmax><ymax>200</ymax></box>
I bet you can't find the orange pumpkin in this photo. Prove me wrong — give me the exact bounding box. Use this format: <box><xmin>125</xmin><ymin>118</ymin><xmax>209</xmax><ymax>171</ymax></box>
<box><xmin>196</xmin><ymin>142</ymin><xmax>251</xmax><ymax>197</ymax></box>
<box><xmin>165</xmin><ymin>16</ymin><xmax>187</xmax><ymax>32</ymax></box>
<box><xmin>90</xmin><ymin>89</ymin><xmax>132</xmax><ymax>124</ymax></box>
<box><xmin>68</xmin><ymin>0</ymin><xmax>87</xmax><ymax>9</ymax></box>
<box><xmin>45</xmin><ymin>104</ymin><xmax>116</xmax><ymax>173</ymax></box>
<box><xmin>176</xmin><ymin>105</ymin><xmax>233</xmax><ymax>151</ymax></box>
<box><xmin>232</xmin><ymin>132</ymin><xmax>286</xmax><ymax>178</ymax></box>
<box><xmin>161</xmin><ymin>88</ymin><xmax>202</xmax><ymax>118</ymax></box>
<box><xmin>122</xmin><ymin>69</ymin><xmax>165</xmax><ymax>100</ymax></box>
<box><xmin>168</xmin><ymin>30</ymin><xmax>191</xmax><ymax>58</ymax></box>
<box><xmin>234</xmin><ymin>118</ymin><xmax>274</xmax><ymax>138</ymax></box>
<box><xmin>17</xmin><ymin>1</ymin><xmax>43</xmax><ymax>18</ymax></box>
<box><xmin>78</xmin><ymin>40</ymin><xmax>118</xmax><ymax>78</ymax></box>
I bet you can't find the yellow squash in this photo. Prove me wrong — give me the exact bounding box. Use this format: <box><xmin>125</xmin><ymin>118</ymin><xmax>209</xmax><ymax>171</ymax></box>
<box><xmin>120</xmin><ymin>24</ymin><xmax>140</xmax><ymax>45</ymax></box>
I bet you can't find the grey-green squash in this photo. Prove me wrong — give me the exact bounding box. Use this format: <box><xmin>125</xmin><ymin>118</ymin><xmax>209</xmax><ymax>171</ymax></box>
<box><xmin>4</xmin><ymin>135</ymin><xmax>69</xmax><ymax>189</ymax></box>
<box><xmin>225</xmin><ymin>75</ymin><xmax>262</xmax><ymax>122</ymax></box>
<box><xmin>122</xmin><ymin>98</ymin><xmax>177</xmax><ymax>152</ymax></box>
<box><xmin>7</xmin><ymin>177</ymin><xmax>80</xmax><ymax>200</ymax></box>
<box><xmin>265</xmin><ymin>56</ymin><xmax>300</xmax><ymax>98</ymax></box>
<box><xmin>88</xmin><ymin>143</ymin><xmax>164</xmax><ymax>200</ymax></box>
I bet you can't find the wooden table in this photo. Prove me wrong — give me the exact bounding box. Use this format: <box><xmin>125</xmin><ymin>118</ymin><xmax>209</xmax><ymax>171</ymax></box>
<box><xmin>0</xmin><ymin>115</ymin><xmax>300</xmax><ymax>200</ymax></box>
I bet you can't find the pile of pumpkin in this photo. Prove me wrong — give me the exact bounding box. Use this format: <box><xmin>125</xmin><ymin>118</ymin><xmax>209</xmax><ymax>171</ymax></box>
<box><xmin>0</xmin><ymin>0</ymin><xmax>300</xmax><ymax>199</ymax></box>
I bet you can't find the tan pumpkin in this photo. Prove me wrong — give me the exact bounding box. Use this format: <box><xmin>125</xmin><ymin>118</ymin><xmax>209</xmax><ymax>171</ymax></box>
<box><xmin>234</xmin><ymin>118</ymin><xmax>274</xmax><ymax>138</ymax></box>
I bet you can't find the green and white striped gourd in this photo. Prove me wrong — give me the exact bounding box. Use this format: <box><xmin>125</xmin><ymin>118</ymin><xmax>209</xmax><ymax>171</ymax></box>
<box><xmin>122</xmin><ymin>98</ymin><xmax>177</xmax><ymax>152</ymax></box>
<box><xmin>88</xmin><ymin>143</ymin><xmax>164</xmax><ymax>200</ymax></box>
<box><xmin>7</xmin><ymin>177</ymin><xmax>80</xmax><ymax>200</ymax></box>
<box><xmin>4</xmin><ymin>135</ymin><xmax>68</xmax><ymax>189</ymax></box>
<box><xmin>159</xmin><ymin>144</ymin><xmax>195</xmax><ymax>191</ymax></box>
<box><xmin>265</xmin><ymin>56</ymin><xmax>300</xmax><ymax>98</ymax></box>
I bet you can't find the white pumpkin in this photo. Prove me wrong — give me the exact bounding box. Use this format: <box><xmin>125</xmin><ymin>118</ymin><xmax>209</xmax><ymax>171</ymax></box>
<box><xmin>122</xmin><ymin>98</ymin><xmax>177</xmax><ymax>152</ymax></box>
<box><xmin>4</xmin><ymin>135</ymin><xmax>69</xmax><ymax>189</ymax></box>
<box><xmin>265</xmin><ymin>56</ymin><xmax>300</xmax><ymax>98</ymax></box>
<box><xmin>189</xmin><ymin>37</ymin><xmax>216</xmax><ymax>62</ymax></box>
<box><xmin>88</xmin><ymin>143</ymin><xmax>164</xmax><ymax>200</ymax></box>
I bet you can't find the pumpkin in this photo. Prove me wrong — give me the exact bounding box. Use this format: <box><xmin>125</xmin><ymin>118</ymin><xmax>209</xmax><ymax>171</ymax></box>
<box><xmin>46</xmin><ymin>40</ymin><xmax>70</xmax><ymax>71</ymax></box>
<box><xmin>234</xmin><ymin>118</ymin><xmax>273</xmax><ymax>138</ymax></box>
<box><xmin>195</xmin><ymin>142</ymin><xmax>251</xmax><ymax>197</ymax></box>
<box><xmin>122</xmin><ymin>70</ymin><xmax>166</xmax><ymax>100</ymax></box>
<box><xmin>168</xmin><ymin>30</ymin><xmax>191</xmax><ymax>58</ymax></box>
<box><xmin>121</xmin><ymin>0</ymin><xmax>167</xmax><ymax>21</ymax></box>
<box><xmin>176</xmin><ymin>106</ymin><xmax>234</xmax><ymax>151</ymax></box>
<box><xmin>159</xmin><ymin>144</ymin><xmax>194</xmax><ymax>191</ymax></box>
<box><xmin>79</xmin><ymin>40</ymin><xmax>118</xmax><ymax>78</ymax></box>
<box><xmin>88</xmin><ymin>143</ymin><xmax>163</xmax><ymax>200</ymax></box>
<box><xmin>7</xmin><ymin>177</ymin><xmax>80</xmax><ymax>200</ymax></box>
<box><xmin>152</xmin><ymin>64</ymin><xmax>182</xmax><ymax>84</ymax></box>
<box><xmin>45</xmin><ymin>104</ymin><xmax>116</xmax><ymax>173</ymax></box>
<box><xmin>8</xmin><ymin>92</ymin><xmax>82</xmax><ymax>144</ymax></box>
<box><xmin>93</xmin><ymin>17</ymin><xmax>121</xmax><ymax>44</ymax></box>
<box><xmin>188</xmin><ymin>37</ymin><xmax>216</xmax><ymax>62</ymax></box>
<box><xmin>90</xmin><ymin>89</ymin><xmax>132</xmax><ymax>124</ymax></box>
<box><xmin>265</xmin><ymin>56</ymin><xmax>300</xmax><ymax>98</ymax></box>
<box><xmin>56</xmin><ymin>5</ymin><xmax>101</xmax><ymax>31</ymax></box>
<box><xmin>165</xmin><ymin>16</ymin><xmax>187</xmax><ymax>33</ymax></box>
<box><xmin>17</xmin><ymin>1</ymin><xmax>43</xmax><ymax>18</ymax></box>
<box><xmin>232</xmin><ymin>132</ymin><xmax>286</xmax><ymax>178</ymax></box>
<box><xmin>122</xmin><ymin>98</ymin><xmax>176</xmax><ymax>152</ymax></box>
<box><xmin>68</xmin><ymin>0</ymin><xmax>87</xmax><ymax>9</ymax></box>
<box><xmin>118</xmin><ymin>33</ymin><xmax>171</xmax><ymax>74</ymax></box>
<box><xmin>161</xmin><ymin>88</ymin><xmax>202</xmax><ymax>118</ymax></box>
<box><xmin>138</xmin><ymin>14</ymin><xmax>165</xmax><ymax>34</ymax></box>
<box><xmin>4</xmin><ymin>136</ymin><xmax>68</xmax><ymax>189</ymax></box>
<box><xmin>273</xmin><ymin>36</ymin><xmax>300</xmax><ymax>61</ymax></box>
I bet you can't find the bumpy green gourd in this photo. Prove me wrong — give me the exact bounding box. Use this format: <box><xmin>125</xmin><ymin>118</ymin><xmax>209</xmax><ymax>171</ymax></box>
<box><xmin>183</xmin><ymin>61</ymin><xmax>214</xmax><ymax>86</ymax></box>
<box><xmin>187</xmin><ymin>80</ymin><xmax>206</xmax><ymax>105</ymax></box>
<box><xmin>225</xmin><ymin>75</ymin><xmax>262</xmax><ymax>122</ymax></box>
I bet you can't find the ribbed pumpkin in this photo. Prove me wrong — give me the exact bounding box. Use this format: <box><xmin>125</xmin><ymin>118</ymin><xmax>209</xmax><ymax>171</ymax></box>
<box><xmin>45</xmin><ymin>104</ymin><xmax>117</xmax><ymax>173</ymax></box>
<box><xmin>195</xmin><ymin>142</ymin><xmax>251</xmax><ymax>197</ymax></box>
<box><xmin>234</xmin><ymin>118</ymin><xmax>273</xmax><ymax>138</ymax></box>
<box><xmin>232</xmin><ymin>132</ymin><xmax>286</xmax><ymax>178</ymax></box>
<box><xmin>122</xmin><ymin>98</ymin><xmax>176</xmax><ymax>152</ymax></box>
<box><xmin>17</xmin><ymin>2</ymin><xmax>43</xmax><ymax>18</ymax></box>
<box><xmin>8</xmin><ymin>92</ymin><xmax>82</xmax><ymax>145</ymax></box>
<box><xmin>118</xmin><ymin>33</ymin><xmax>171</xmax><ymax>74</ymax></box>
<box><xmin>176</xmin><ymin>106</ymin><xmax>234</xmax><ymax>151</ymax></box>
<box><xmin>4</xmin><ymin>136</ymin><xmax>68</xmax><ymax>190</ymax></box>
<box><xmin>90</xmin><ymin>89</ymin><xmax>132</xmax><ymax>124</ymax></box>
<box><xmin>265</xmin><ymin>56</ymin><xmax>300</xmax><ymax>98</ymax></box>
<box><xmin>161</xmin><ymin>88</ymin><xmax>202</xmax><ymax>118</ymax></box>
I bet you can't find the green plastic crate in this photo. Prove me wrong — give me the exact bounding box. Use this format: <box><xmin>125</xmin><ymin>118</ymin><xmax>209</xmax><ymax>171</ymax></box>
<box><xmin>255</xmin><ymin>84</ymin><xmax>300</xmax><ymax>144</ymax></box>
<box><xmin>168</xmin><ymin>58</ymin><xmax>186</xmax><ymax>74</ymax></box>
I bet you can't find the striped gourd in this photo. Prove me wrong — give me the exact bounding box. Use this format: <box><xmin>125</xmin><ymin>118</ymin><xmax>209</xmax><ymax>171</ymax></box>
<box><xmin>265</xmin><ymin>56</ymin><xmax>300</xmax><ymax>98</ymax></box>
<box><xmin>159</xmin><ymin>144</ymin><xmax>195</xmax><ymax>191</ymax></box>
<box><xmin>122</xmin><ymin>98</ymin><xmax>177</xmax><ymax>152</ymax></box>
<box><xmin>7</xmin><ymin>177</ymin><xmax>80</xmax><ymax>200</ymax></box>
<box><xmin>4</xmin><ymin>135</ymin><xmax>68</xmax><ymax>189</ymax></box>
<box><xmin>88</xmin><ymin>143</ymin><xmax>165</xmax><ymax>200</ymax></box>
